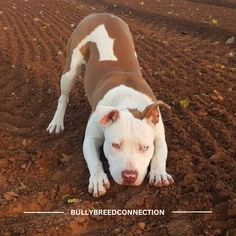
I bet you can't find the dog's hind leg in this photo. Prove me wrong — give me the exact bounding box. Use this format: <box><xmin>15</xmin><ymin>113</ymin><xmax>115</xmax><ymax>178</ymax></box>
<box><xmin>47</xmin><ymin>40</ymin><xmax>86</xmax><ymax>134</ymax></box>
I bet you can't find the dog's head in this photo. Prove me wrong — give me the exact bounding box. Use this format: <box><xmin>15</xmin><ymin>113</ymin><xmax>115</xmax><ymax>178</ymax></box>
<box><xmin>95</xmin><ymin>101</ymin><xmax>170</xmax><ymax>186</ymax></box>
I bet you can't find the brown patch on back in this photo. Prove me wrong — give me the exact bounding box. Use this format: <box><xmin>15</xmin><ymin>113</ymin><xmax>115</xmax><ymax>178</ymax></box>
<box><xmin>62</xmin><ymin>13</ymin><xmax>169</xmax><ymax>111</ymax></box>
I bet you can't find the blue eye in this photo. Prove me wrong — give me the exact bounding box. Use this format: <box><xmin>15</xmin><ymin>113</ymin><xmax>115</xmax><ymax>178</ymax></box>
<box><xmin>112</xmin><ymin>143</ymin><xmax>121</xmax><ymax>149</ymax></box>
<box><xmin>139</xmin><ymin>144</ymin><xmax>149</xmax><ymax>152</ymax></box>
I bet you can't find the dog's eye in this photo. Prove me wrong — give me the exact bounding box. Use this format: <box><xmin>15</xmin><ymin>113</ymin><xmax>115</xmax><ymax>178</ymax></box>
<box><xmin>112</xmin><ymin>143</ymin><xmax>121</xmax><ymax>149</ymax></box>
<box><xmin>139</xmin><ymin>144</ymin><xmax>149</xmax><ymax>152</ymax></box>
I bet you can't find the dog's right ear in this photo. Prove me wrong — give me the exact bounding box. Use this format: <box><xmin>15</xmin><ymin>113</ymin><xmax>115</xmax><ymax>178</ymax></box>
<box><xmin>95</xmin><ymin>105</ymin><xmax>119</xmax><ymax>127</ymax></box>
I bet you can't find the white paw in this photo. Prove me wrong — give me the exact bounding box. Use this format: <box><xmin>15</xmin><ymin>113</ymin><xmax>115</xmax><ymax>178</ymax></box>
<box><xmin>47</xmin><ymin>117</ymin><xmax>64</xmax><ymax>134</ymax></box>
<box><xmin>88</xmin><ymin>172</ymin><xmax>110</xmax><ymax>198</ymax></box>
<box><xmin>149</xmin><ymin>170</ymin><xmax>174</xmax><ymax>187</ymax></box>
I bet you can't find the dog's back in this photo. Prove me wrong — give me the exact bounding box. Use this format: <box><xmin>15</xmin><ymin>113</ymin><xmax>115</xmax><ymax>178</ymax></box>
<box><xmin>64</xmin><ymin>13</ymin><xmax>148</xmax><ymax>109</ymax></box>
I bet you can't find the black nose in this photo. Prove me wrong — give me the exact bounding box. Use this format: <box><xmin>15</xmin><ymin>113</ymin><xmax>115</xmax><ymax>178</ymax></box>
<box><xmin>122</xmin><ymin>170</ymin><xmax>138</xmax><ymax>183</ymax></box>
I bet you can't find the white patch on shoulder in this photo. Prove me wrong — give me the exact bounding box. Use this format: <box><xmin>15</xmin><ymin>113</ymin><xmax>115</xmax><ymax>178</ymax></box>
<box><xmin>75</xmin><ymin>24</ymin><xmax>117</xmax><ymax>62</ymax></box>
<box><xmin>134</xmin><ymin>51</ymin><xmax>137</xmax><ymax>58</ymax></box>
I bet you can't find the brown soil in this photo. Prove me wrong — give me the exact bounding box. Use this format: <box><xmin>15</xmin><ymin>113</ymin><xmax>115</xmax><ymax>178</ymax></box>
<box><xmin>0</xmin><ymin>0</ymin><xmax>236</xmax><ymax>235</ymax></box>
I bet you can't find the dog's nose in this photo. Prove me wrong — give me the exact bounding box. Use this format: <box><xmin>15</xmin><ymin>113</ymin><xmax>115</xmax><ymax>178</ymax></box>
<box><xmin>122</xmin><ymin>170</ymin><xmax>138</xmax><ymax>183</ymax></box>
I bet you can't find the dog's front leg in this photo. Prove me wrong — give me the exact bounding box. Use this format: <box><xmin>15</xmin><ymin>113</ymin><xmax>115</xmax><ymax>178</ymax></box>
<box><xmin>149</xmin><ymin>117</ymin><xmax>174</xmax><ymax>187</ymax></box>
<box><xmin>83</xmin><ymin>116</ymin><xmax>110</xmax><ymax>197</ymax></box>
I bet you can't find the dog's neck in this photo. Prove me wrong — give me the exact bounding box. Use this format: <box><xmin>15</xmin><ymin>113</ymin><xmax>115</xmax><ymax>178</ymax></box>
<box><xmin>98</xmin><ymin>85</ymin><xmax>154</xmax><ymax>112</ymax></box>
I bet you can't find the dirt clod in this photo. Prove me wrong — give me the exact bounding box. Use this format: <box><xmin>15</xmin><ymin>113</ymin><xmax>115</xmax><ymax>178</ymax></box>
<box><xmin>3</xmin><ymin>192</ymin><xmax>19</xmax><ymax>201</ymax></box>
<box><xmin>138</xmin><ymin>222</ymin><xmax>146</xmax><ymax>230</ymax></box>
<box><xmin>167</xmin><ymin>219</ymin><xmax>193</xmax><ymax>236</ymax></box>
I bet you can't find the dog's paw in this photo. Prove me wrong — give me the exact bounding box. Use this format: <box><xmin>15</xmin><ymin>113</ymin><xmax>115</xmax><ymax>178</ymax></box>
<box><xmin>149</xmin><ymin>170</ymin><xmax>174</xmax><ymax>187</ymax></box>
<box><xmin>47</xmin><ymin>118</ymin><xmax>64</xmax><ymax>134</ymax></box>
<box><xmin>88</xmin><ymin>172</ymin><xmax>110</xmax><ymax>198</ymax></box>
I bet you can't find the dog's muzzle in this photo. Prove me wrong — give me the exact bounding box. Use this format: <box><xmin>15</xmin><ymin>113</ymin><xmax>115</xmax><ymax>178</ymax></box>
<box><xmin>122</xmin><ymin>170</ymin><xmax>138</xmax><ymax>184</ymax></box>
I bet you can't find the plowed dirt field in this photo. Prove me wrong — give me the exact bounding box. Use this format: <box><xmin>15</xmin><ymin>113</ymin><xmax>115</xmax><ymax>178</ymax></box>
<box><xmin>0</xmin><ymin>0</ymin><xmax>236</xmax><ymax>235</ymax></box>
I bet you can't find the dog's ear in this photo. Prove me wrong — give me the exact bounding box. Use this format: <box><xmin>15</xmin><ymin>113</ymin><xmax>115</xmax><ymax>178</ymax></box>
<box><xmin>143</xmin><ymin>101</ymin><xmax>170</xmax><ymax>125</ymax></box>
<box><xmin>155</xmin><ymin>100</ymin><xmax>171</xmax><ymax>110</ymax></box>
<box><xmin>95</xmin><ymin>105</ymin><xmax>119</xmax><ymax>127</ymax></box>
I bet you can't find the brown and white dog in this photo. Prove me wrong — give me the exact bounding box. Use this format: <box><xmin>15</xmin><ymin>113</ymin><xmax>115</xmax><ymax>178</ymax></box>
<box><xmin>47</xmin><ymin>13</ymin><xmax>174</xmax><ymax>197</ymax></box>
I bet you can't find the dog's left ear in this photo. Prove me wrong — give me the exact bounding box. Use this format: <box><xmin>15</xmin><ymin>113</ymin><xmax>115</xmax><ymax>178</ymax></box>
<box><xmin>143</xmin><ymin>101</ymin><xmax>171</xmax><ymax>125</ymax></box>
<box><xmin>95</xmin><ymin>105</ymin><xmax>119</xmax><ymax>127</ymax></box>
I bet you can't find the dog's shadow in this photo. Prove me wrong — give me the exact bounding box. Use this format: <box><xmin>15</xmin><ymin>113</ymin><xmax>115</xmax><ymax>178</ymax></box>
<box><xmin>99</xmin><ymin>146</ymin><xmax>111</xmax><ymax>178</ymax></box>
